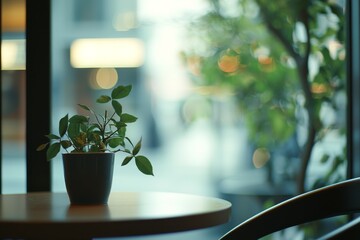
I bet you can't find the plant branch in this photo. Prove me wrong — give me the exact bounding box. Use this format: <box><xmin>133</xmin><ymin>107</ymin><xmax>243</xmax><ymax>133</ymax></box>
<box><xmin>255</xmin><ymin>1</ymin><xmax>298</xmax><ymax>62</ymax></box>
<box><xmin>257</xmin><ymin>1</ymin><xmax>315</xmax><ymax>194</ymax></box>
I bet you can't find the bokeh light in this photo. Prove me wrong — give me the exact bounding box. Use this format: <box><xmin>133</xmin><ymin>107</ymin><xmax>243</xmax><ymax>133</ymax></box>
<box><xmin>252</xmin><ymin>148</ymin><xmax>271</xmax><ymax>168</ymax></box>
<box><xmin>89</xmin><ymin>68</ymin><xmax>118</xmax><ymax>89</ymax></box>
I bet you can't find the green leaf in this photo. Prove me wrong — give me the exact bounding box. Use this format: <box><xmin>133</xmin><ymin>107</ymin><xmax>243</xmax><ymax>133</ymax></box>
<box><xmin>89</xmin><ymin>145</ymin><xmax>101</xmax><ymax>152</ymax></box>
<box><xmin>60</xmin><ymin>140</ymin><xmax>72</xmax><ymax>149</ymax></box>
<box><xmin>320</xmin><ymin>154</ymin><xmax>330</xmax><ymax>163</ymax></box>
<box><xmin>68</xmin><ymin>122</ymin><xmax>81</xmax><ymax>138</ymax></box>
<box><xmin>72</xmin><ymin>132</ymin><xmax>87</xmax><ymax>149</ymax></box>
<box><xmin>69</xmin><ymin>115</ymin><xmax>88</xmax><ymax>123</ymax></box>
<box><xmin>135</xmin><ymin>155</ymin><xmax>154</xmax><ymax>176</ymax></box>
<box><xmin>59</xmin><ymin>114</ymin><xmax>69</xmax><ymax>137</ymax></box>
<box><xmin>112</xmin><ymin>121</ymin><xmax>127</xmax><ymax>133</ymax></box>
<box><xmin>99</xmin><ymin>141</ymin><xmax>106</xmax><ymax>151</ymax></box>
<box><xmin>78</xmin><ymin>104</ymin><xmax>91</xmax><ymax>112</ymax></box>
<box><xmin>124</xmin><ymin>148</ymin><xmax>132</xmax><ymax>154</ymax></box>
<box><xmin>132</xmin><ymin>138</ymin><xmax>142</xmax><ymax>155</ymax></box>
<box><xmin>112</xmin><ymin>85</ymin><xmax>132</xmax><ymax>99</ymax></box>
<box><xmin>97</xmin><ymin>114</ymin><xmax>105</xmax><ymax>123</ymax></box>
<box><xmin>46</xmin><ymin>143</ymin><xmax>61</xmax><ymax>160</ymax></box>
<box><xmin>122</xmin><ymin>156</ymin><xmax>133</xmax><ymax>166</ymax></box>
<box><xmin>88</xmin><ymin>131</ymin><xmax>101</xmax><ymax>143</ymax></box>
<box><xmin>88</xmin><ymin>124</ymin><xmax>99</xmax><ymax>132</ymax></box>
<box><xmin>125</xmin><ymin>137</ymin><xmax>134</xmax><ymax>147</ymax></box>
<box><xmin>108</xmin><ymin>137</ymin><xmax>124</xmax><ymax>148</ymax></box>
<box><xmin>118</xmin><ymin>126</ymin><xmax>127</xmax><ymax>136</ymax></box>
<box><xmin>80</xmin><ymin>122</ymin><xmax>89</xmax><ymax>132</ymax></box>
<box><xmin>112</xmin><ymin>100</ymin><xmax>123</xmax><ymax>117</ymax></box>
<box><xmin>46</xmin><ymin>134</ymin><xmax>61</xmax><ymax>140</ymax></box>
<box><xmin>121</xmin><ymin>113</ymin><xmax>137</xmax><ymax>123</ymax></box>
<box><xmin>36</xmin><ymin>143</ymin><xmax>48</xmax><ymax>151</ymax></box>
<box><xmin>96</xmin><ymin>95</ymin><xmax>111</xmax><ymax>103</ymax></box>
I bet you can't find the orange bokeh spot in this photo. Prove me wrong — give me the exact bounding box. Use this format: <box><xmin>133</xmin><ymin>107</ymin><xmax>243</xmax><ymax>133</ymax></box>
<box><xmin>218</xmin><ymin>55</ymin><xmax>240</xmax><ymax>73</ymax></box>
<box><xmin>311</xmin><ymin>83</ymin><xmax>329</xmax><ymax>94</ymax></box>
<box><xmin>258</xmin><ymin>55</ymin><xmax>273</xmax><ymax>65</ymax></box>
<box><xmin>258</xmin><ymin>55</ymin><xmax>275</xmax><ymax>72</ymax></box>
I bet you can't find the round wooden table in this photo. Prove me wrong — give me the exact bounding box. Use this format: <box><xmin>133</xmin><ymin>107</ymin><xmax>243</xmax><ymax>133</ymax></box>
<box><xmin>0</xmin><ymin>191</ymin><xmax>231</xmax><ymax>239</ymax></box>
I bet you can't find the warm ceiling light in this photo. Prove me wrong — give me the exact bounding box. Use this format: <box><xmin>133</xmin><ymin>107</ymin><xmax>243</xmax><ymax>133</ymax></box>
<box><xmin>70</xmin><ymin>38</ymin><xmax>145</xmax><ymax>68</ymax></box>
<box><xmin>1</xmin><ymin>39</ymin><xmax>26</xmax><ymax>70</ymax></box>
<box><xmin>2</xmin><ymin>0</ymin><xmax>26</xmax><ymax>32</ymax></box>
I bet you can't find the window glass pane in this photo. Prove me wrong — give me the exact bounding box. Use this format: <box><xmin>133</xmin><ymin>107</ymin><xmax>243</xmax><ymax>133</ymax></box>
<box><xmin>179</xmin><ymin>0</ymin><xmax>347</xmax><ymax>238</ymax></box>
<box><xmin>0</xmin><ymin>0</ymin><xmax>348</xmax><ymax>236</ymax></box>
<box><xmin>1</xmin><ymin>0</ymin><xmax>26</xmax><ymax>193</ymax></box>
<box><xmin>50</xmin><ymin>0</ymin><xmax>216</xmax><ymax>195</ymax></box>
<box><xmin>0</xmin><ymin>2</ymin><xmax>348</xmax><ymax>237</ymax></box>
<box><xmin>49</xmin><ymin>0</ymin><xmax>347</xmax><ymax>238</ymax></box>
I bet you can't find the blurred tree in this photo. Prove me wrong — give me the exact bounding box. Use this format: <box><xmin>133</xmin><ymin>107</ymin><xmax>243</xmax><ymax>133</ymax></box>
<box><xmin>182</xmin><ymin>0</ymin><xmax>346</xmax><ymax>193</ymax></box>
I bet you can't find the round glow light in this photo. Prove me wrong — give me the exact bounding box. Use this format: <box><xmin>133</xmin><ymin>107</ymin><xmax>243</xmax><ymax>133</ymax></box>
<box><xmin>95</xmin><ymin>68</ymin><xmax>118</xmax><ymax>89</ymax></box>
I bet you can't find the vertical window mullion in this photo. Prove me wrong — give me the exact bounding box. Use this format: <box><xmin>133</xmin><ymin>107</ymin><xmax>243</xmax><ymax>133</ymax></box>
<box><xmin>0</xmin><ymin>1</ymin><xmax>2</xmax><ymax>194</ymax></box>
<box><xmin>347</xmin><ymin>0</ymin><xmax>360</xmax><ymax>179</ymax></box>
<box><xmin>25</xmin><ymin>0</ymin><xmax>51</xmax><ymax>192</ymax></box>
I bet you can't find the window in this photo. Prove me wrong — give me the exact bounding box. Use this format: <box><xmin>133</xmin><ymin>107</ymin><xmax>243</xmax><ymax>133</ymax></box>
<box><xmin>1</xmin><ymin>0</ymin><xmax>358</xmax><ymax>238</ymax></box>
<box><xmin>1</xmin><ymin>0</ymin><xmax>27</xmax><ymax>193</ymax></box>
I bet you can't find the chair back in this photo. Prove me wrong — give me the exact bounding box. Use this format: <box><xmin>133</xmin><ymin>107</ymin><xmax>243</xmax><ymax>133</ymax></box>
<box><xmin>220</xmin><ymin>178</ymin><xmax>360</xmax><ymax>239</ymax></box>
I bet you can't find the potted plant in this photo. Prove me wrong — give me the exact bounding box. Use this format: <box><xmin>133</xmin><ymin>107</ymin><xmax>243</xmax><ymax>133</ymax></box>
<box><xmin>37</xmin><ymin>84</ymin><xmax>153</xmax><ymax>205</ymax></box>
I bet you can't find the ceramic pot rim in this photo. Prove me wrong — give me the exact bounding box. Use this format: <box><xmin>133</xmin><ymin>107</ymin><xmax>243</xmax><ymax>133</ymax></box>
<box><xmin>62</xmin><ymin>152</ymin><xmax>114</xmax><ymax>155</ymax></box>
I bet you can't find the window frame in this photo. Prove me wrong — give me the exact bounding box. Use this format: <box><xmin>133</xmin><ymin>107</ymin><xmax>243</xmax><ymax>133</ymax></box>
<box><xmin>0</xmin><ymin>0</ymin><xmax>359</xmax><ymax>193</ymax></box>
<box><xmin>347</xmin><ymin>0</ymin><xmax>360</xmax><ymax>178</ymax></box>
<box><xmin>25</xmin><ymin>0</ymin><xmax>52</xmax><ymax>192</ymax></box>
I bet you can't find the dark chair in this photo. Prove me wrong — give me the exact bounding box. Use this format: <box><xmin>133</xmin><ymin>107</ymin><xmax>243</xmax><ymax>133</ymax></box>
<box><xmin>318</xmin><ymin>216</ymin><xmax>360</xmax><ymax>240</ymax></box>
<box><xmin>219</xmin><ymin>177</ymin><xmax>360</xmax><ymax>240</ymax></box>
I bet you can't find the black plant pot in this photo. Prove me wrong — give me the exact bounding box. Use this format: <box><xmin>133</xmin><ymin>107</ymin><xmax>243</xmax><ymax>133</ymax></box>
<box><xmin>62</xmin><ymin>152</ymin><xmax>115</xmax><ymax>205</ymax></box>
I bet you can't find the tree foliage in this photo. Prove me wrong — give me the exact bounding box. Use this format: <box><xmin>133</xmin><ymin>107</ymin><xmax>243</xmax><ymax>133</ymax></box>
<box><xmin>182</xmin><ymin>0</ymin><xmax>346</xmax><ymax>193</ymax></box>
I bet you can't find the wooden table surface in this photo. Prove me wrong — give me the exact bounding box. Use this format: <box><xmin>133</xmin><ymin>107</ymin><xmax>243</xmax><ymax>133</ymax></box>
<box><xmin>0</xmin><ymin>191</ymin><xmax>231</xmax><ymax>239</ymax></box>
